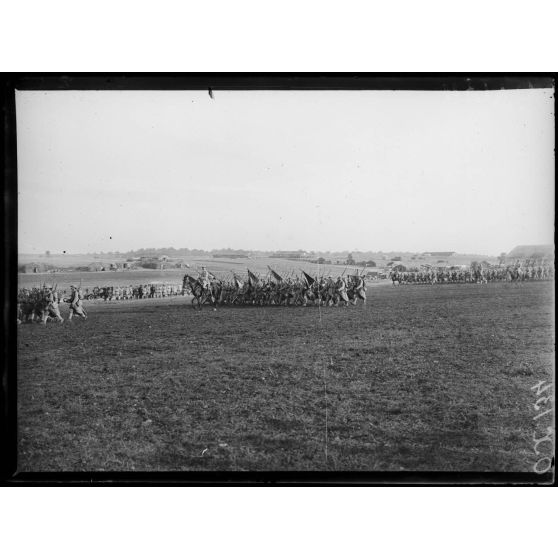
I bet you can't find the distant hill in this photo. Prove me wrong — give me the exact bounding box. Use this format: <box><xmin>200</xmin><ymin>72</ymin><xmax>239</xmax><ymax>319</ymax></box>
<box><xmin>508</xmin><ymin>245</ymin><xmax>554</xmax><ymax>259</ymax></box>
<box><xmin>19</xmin><ymin>248</ymin><xmax>502</xmax><ymax>273</ymax></box>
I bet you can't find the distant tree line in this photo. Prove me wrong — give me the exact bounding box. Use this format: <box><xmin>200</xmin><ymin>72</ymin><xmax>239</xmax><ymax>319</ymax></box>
<box><xmin>75</xmin><ymin>247</ymin><xmax>499</xmax><ymax>263</ymax></box>
<box><xmin>82</xmin><ymin>247</ymin><xmax>407</xmax><ymax>260</ymax></box>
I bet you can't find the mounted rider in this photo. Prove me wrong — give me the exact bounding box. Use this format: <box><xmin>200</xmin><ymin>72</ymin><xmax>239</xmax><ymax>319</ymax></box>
<box><xmin>199</xmin><ymin>266</ymin><xmax>212</xmax><ymax>291</ymax></box>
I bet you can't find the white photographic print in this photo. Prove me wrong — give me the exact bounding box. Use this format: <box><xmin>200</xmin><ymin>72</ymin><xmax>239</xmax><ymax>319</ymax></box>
<box><xmin>14</xmin><ymin>85</ymin><xmax>555</xmax><ymax>478</ymax></box>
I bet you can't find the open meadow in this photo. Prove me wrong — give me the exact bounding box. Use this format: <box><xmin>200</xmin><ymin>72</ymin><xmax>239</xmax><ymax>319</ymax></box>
<box><xmin>17</xmin><ymin>281</ymin><xmax>554</xmax><ymax>472</ymax></box>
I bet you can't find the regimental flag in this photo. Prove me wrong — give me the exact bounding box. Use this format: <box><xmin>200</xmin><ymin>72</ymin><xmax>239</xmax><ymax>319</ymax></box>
<box><xmin>247</xmin><ymin>269</ymin><xmax>259</xmax><ymax>286</ymax></box>
<box><xmin>268</xmin><ymin>266</ymin><xmax>283</xmax><ymax>283</ymax></box>
<box><xmin>301</xmin><ymin>270</ymin><xmax>315</xmax><ymax>286</ymax></box>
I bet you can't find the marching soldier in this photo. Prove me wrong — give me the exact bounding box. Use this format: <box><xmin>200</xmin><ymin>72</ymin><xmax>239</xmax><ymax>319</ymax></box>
<box><xmin>335</xmin><ymin>275</ymin><xmax>349</xmax><ymax>306</ymax></box>
<box><xmin>354</xmin><ymin>274</ymin><xmax>366</xmax><ymax>304</ymax></box>
<box><xmin>68</xmin><ymin>285</ymin><xmax>87</xmax><ymax>321</ymax></box>
<box><xmin>45</xmin><ymin>287</ymin><xmax>64</xmax><ymax>323</ymax></box>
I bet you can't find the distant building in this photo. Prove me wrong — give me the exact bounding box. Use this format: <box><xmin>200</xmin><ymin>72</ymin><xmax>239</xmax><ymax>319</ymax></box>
<box><xmin>423</xmin><ymin>251</ymin><xmax>455</xmax><ymax>257</ymax></box>
<box><xmin>18</xmin><ymin>262</ymin><xmax>48</xmax><ymax>273</ymax></box>
<box><xmin>270</xmin><ymin>251</ymin><xmax>309</xmax><ymax>260</ymax></box>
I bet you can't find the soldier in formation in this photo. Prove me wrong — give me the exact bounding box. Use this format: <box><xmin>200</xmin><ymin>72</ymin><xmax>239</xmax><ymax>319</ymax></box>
<box><xmin>67</xmin><ymin>285</ymin><xmax>87</xmax><ymax>321</ymax></box>
<box><xmin>44</xmin><ymin>286</ymin><xmax>64</xmax><ymax>323</ymax></box>
<box><xmin>87</xmin><ymin>282</ymin><xmax>184</xmax><ymax>300</ymax></box>
<box><xmin>191</xmin><ymin>268</ymin><xmax>369</xmax><ymax>307</ymax></box>
<box><xmin>17</xmin><ymin>284</ymin><xmax>85</xmax><ymax>324</ymax></box>
<box><xmin>390</xmin><ymin>260</ymin><xmax>554</xmax><ymax>285</ymax></box>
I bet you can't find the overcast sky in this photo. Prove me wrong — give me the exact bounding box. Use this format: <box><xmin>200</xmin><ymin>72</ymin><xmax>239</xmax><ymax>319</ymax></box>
<box><xmin>16</xmin><ymin>88</ymin><xmax>554</xmax><ymax>255</ymax></box>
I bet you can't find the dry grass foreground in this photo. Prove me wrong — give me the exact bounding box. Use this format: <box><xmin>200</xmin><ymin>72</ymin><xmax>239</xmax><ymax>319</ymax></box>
<box><xmin>17</xmin><ymin>281</ymin><xmax>554</xmax><ymax>472</ymax></box>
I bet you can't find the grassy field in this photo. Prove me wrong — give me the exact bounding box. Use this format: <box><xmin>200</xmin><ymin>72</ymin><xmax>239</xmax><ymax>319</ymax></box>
<box><xmin>17</xmin><ymin>281</ymin><xmax>554</xmax><ymax>472</ymax></box>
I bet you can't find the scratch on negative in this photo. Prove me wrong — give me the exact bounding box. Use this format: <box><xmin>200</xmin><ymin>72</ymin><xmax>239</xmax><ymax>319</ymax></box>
<box><xmin>324</xmin><ymin>358</ymin><xmax>330</xmax><ymax>465</ymax></box>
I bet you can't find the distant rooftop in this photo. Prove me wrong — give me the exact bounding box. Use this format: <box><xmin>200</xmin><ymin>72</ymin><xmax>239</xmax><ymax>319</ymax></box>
<box><xmin>422</xmin><ymin>251</ymin><xmax>455</xmax><ymax>257</ymax></box>
<box><xmin>508</xmin><ymin>245</ymin><xmax>554</xmax><ymax>258</ymax></box>
<box><xmin>270</xmin><ymin>251</ymin><xmax>309</xmax><ymax>259</ymax></box>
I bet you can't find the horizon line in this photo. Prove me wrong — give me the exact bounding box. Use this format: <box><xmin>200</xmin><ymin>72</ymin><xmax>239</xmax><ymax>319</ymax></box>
<box><xmin>18</xmin><ymin>247</ymin><xmax>532</xmax><ymax>258</ymax></box>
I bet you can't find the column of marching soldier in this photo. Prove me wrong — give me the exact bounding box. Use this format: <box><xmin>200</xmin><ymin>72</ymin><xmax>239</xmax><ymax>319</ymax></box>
<box><xmin>17</xmin><ymin>284</ymin><xmax>88</xmax><ymax>325</ymax></box>
<box><xmin>184</xmin><ymin>268</ymin><xmax>369</xmax><ymax>308</ymax></box>
<box><xmin>16</xmin><ymin>282</ymin><xmax>186</xmax><ymax>324</ymax></box>
<box><xmin>17</xmin><ymin>268</ymin><xmax>369</xmax><ymax>323</ymax></box>
<box><xmin>389</xmin><ymin>262</ymin><xmax>555</xmax><ymax>285</ymax></box>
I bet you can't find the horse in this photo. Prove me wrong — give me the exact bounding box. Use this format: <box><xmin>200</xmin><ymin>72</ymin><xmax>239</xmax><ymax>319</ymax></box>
<box><xmin>182</xmin><ymin>274</ymin><xmax>217</xmax><ymax>310</ymax></box>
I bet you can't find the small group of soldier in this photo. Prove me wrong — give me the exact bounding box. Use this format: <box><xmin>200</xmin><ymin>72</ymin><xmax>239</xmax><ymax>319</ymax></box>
<box><xmin>83</xmin><ymin>283</ymin><xmax>184</xmax><ymax>301</ymax></box>
<box><xmin>17</xmin><ymin>285</ymin><xmax>87</xmax><ymax>325</ymax></box>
